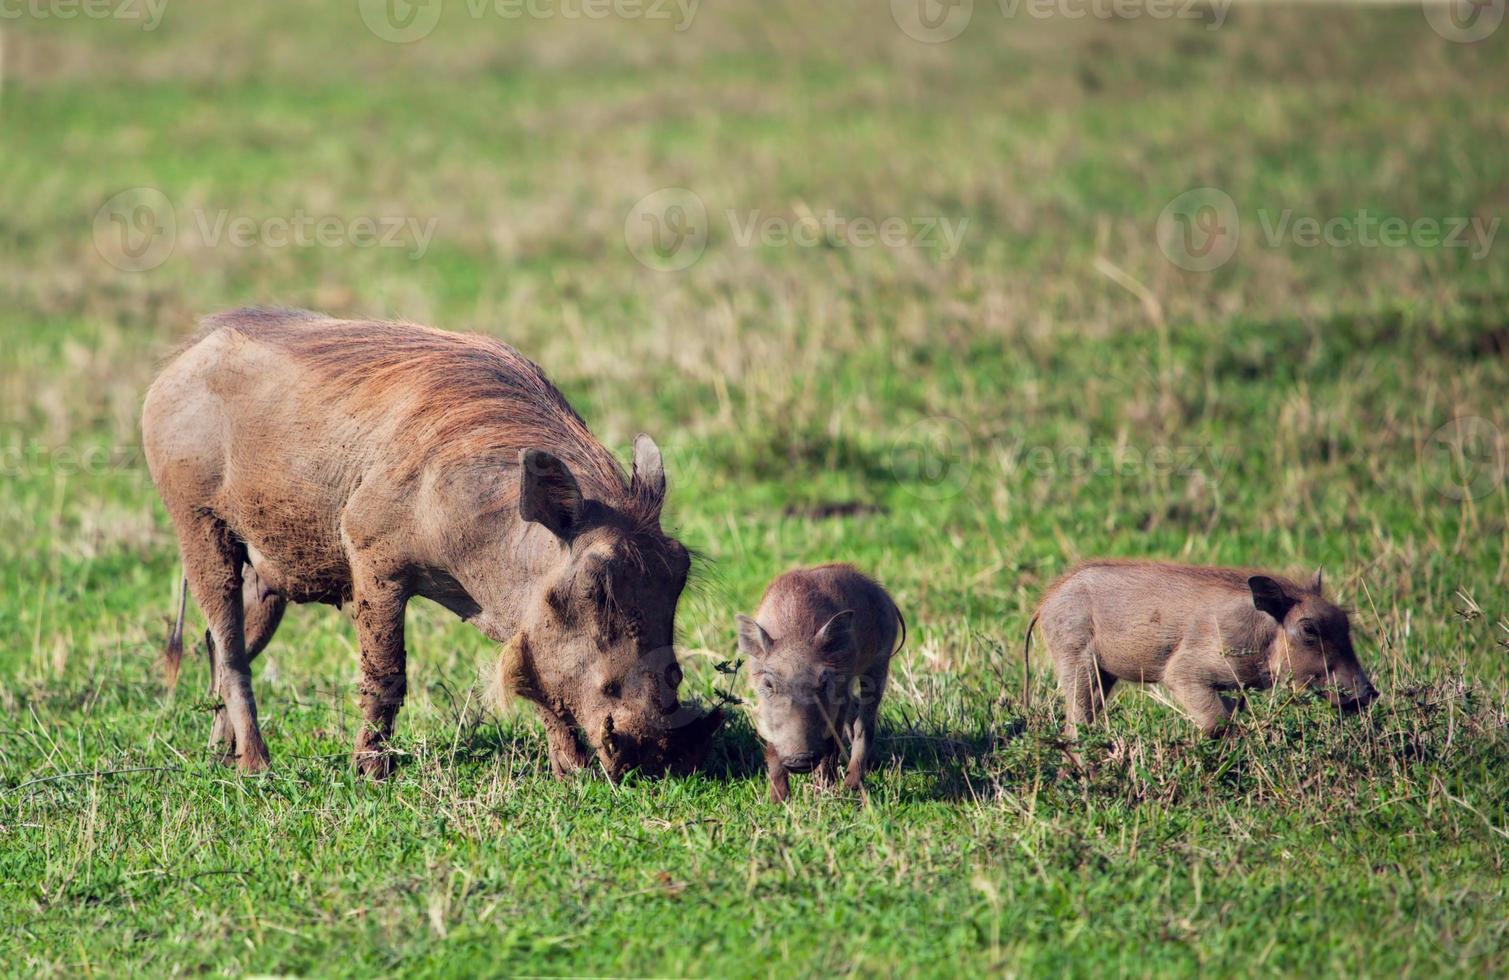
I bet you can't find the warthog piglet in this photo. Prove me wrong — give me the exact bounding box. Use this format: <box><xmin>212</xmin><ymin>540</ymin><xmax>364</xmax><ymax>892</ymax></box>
<box><xmin>737</xmin><ymin>564</ymin><xmax>905</xmax><ymax>802</ymax></box>
<box><xmin>1029</xmin><ymin>560</ymin><xmax>1377</xmax><ymax>737</ymax></box>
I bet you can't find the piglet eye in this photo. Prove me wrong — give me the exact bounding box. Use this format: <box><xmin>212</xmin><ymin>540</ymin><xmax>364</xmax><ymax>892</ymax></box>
<box><xmin>1300</xmin><ymin>622</ymin><xmax>1321</xmax><ymax>641</ymax></box>
<box><xmin>602</xmin><ymin>680</ymin><xmax>621</xmax><ymax>699</ymax></box>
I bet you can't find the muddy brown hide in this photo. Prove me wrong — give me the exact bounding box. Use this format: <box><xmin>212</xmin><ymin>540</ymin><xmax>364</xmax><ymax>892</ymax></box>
<box><xmin>1032</xmin><ymin>560</ymin><xmax>1377</xmax><ymax>738</ymax></box>
<box><xmin>142</xmin><ymin>308</ymin><xmax>722</xmax><ymax>778</ymax></box>
<box><xmin>737</xmin><ymin>564</ymin><xmax>903</xmax><ymax>803</ymax></box>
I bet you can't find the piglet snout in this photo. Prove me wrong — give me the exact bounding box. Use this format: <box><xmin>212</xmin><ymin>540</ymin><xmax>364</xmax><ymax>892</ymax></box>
<box><xmin>783</xmin><ymin>753</ymin><xmax>818</xmax><ymax>773</ymax></box>
<box><xmin>1327</xmin><ymin>678</ymin><xmax>1379</xmax><ymax>713</ymax></box>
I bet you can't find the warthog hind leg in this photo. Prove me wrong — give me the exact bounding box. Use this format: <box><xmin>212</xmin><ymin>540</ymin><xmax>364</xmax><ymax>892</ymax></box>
<box><xmin>179</xmin><ymin>513</ymin><xmax>269</xmax><ymax>772</ymax></box>
<box><xmin>203</xmin><ymin>563</ymin><xmax>286</xmax><ymax>764</ymax></box>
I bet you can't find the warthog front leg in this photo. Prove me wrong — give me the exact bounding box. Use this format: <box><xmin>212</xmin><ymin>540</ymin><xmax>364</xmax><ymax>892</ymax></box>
<box><xmin>541</xmin><ymin>709</ymin><xmax>590</xmax><ymax>777</ymax></box>
<box><xmin>351</xmin><ymin>573</ymin><xmax>409</xmax><ymax>779</ymax></box>
<box><xmin>1167</xmin><ymin>679</ymin><xmax>1233</xmax><ymax>737</ymax></box>
<box><xmin>1166</xmin><ymin>637</ymin><xmax>1235</xmax><ymax>737</ymax></box>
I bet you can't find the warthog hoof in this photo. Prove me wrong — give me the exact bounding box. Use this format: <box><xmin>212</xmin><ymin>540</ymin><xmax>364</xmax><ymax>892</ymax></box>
<box><xmin>353</xmin><ymin>749</ymin><xmax>394</xmax><ymax>780</ymax></box>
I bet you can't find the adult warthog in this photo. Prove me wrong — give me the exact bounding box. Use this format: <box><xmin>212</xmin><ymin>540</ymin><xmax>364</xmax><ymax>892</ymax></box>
<box><xmin>143</xmin><ymin>307</ymin><xmax>721</xmax><ymax>779</ymax></box>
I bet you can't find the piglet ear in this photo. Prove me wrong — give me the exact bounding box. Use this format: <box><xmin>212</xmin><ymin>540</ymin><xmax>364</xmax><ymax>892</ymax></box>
<box><xmin>815</xmin><ymin>609</ymin><xmax>856</xmax><ymax>656</ymax></box>
<box><xmin>1248</xmin><ymin>576</ymin><xmax>1295</xmax><ymax>623</ymax></box>
<box><xmin>519</xmin><ymin>448</ymin><xmax>583</xmax><ymax>540</ymax></box>
<box><xmin>631</xmin><ymin>434</ymin><xmax>666</xmax><ymax>506</ymax></box>
<box><xmin>1308</xmin><ymin>567</ymin><xmax>1324</xmax><ymax>595</ymax></box>
<box><xmin>736</xmin><ymin>615</ymin><xmax>773</xmax><ymax>658</ymax></box>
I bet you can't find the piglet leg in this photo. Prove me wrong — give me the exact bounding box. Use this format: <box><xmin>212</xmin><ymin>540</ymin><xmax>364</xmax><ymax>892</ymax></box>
<box><xmin>844</xmin><ymin>660</ymin><xmax>889</xmax><ymax>792</ymax></box>
<box><xmin>1168</xmin><ymin>680</ymin><xmax>1233</xmax><ymax>737</ymax></box>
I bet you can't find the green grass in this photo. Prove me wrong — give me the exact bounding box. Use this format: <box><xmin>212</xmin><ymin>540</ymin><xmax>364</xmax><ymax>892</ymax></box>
<box><xmin>2</xmin><ymin>1</ymin><xmax>1508</xmax><ymax>975</ymax></box>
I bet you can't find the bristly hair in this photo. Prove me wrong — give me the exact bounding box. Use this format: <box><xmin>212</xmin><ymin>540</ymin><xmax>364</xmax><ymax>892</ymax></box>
<box><xmin>1039</xmin><ymin>558</ymin><xmax>1315</xmax><ymax>606</ymax></box>
<box><xmin>198</xmin><ymin>308</ymin><xmax>662</xmax><ymax>527</ymax></box>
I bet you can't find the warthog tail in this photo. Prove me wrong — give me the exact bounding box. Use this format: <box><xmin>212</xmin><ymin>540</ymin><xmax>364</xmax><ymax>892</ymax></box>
<box><xmin>163</xmin><ymin>575</ymin><xmax>187</xmax><ymax>689</ymax></box>
<box><xmin>892</xmin><ymin>602</ymin><xmax>908</xmax><ymax>659</ymax></box>
<box><xmin>1022</xmin><ymin>614</ymin><xmax>1039</xmax><ymax>712</ymax></box>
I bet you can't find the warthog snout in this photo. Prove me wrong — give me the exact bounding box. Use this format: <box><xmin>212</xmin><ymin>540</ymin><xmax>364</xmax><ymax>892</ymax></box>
<box><xmin>782</xmin><ymin>753</ymin><xmax>818</xmax><ymax>773</ymax></box>
<box><xmin>589</xmin><ymin>702</ymin><xmax>725</xmax><ymax>781</ymax></box>
<box><xmin>1326</xmin><ymin>677</ymin><xmax>1379</xmax><ymax>713</ymax></box>
<box><xmin>784</xmin><ymin>748</ymin><xmax>820</xmax><ymax>773</ymax></box>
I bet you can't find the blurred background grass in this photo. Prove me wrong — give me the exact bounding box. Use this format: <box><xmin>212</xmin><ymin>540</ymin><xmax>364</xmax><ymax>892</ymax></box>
<box><xmin>1</xmin><ymin>1</ymin><xmax>1506</xmax><ymax>975</ymax></box>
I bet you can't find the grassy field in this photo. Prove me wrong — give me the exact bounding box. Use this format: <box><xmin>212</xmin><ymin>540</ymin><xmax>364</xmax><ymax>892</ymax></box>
<box><xmin>2</xmin><ymin>1</ymin><xmax>1507</xmax><ymax>975</ymax></box>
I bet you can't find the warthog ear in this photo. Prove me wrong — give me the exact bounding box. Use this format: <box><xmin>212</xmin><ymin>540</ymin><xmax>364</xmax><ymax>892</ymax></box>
<box><xmin>631</xmin><ymin>433</ymin><xmax>666</xmax><ymax>505</ymax></box>
<box><xmin>496</xmin><ymin>632</ymin><xmax>542</xmax><ymax>707</ymax></box>
<box><xmin>1308</xmin><ymin>567</ymin><xmax>1324</xmax><ymax>595</ymax></box>
<box><xmin>1248</xmin><ymin>576</ymin><xmax>1296</xmax><ymax>624</ymax></box>
<box><xmin>815</xmin><ymin>609</ymin><xmax>856</xmax><ymax>657</ymax></box>
<box><xmin>736</xmin><ymin>614</ymin><xmax>773</xmax><ymax>658</ymax></box>
<box><xmin>519</xmin><ymin>448</ymin><xmax>583</xmax><ymax>540</ymax></box>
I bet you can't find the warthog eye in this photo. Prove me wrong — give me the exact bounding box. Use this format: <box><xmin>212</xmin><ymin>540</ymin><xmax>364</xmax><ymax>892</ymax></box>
<box><xmin>1299</xmin><ymin>621</ymin><xmax>1321</xmax><ymax>641</ymax></box>
<box><xmin>601</xmin><ymin>680</ymin><xmax>621</xmax><ymax>698</ymax></box>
